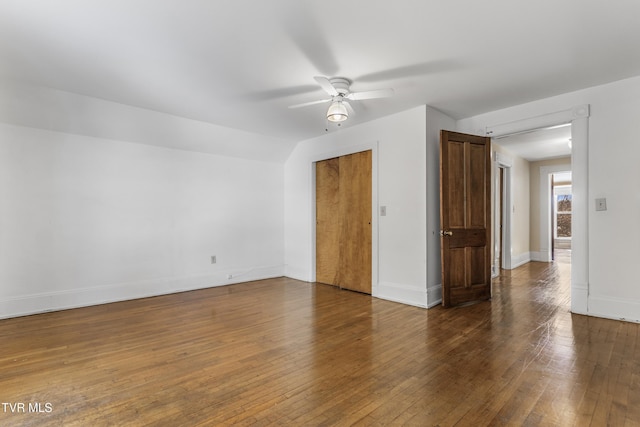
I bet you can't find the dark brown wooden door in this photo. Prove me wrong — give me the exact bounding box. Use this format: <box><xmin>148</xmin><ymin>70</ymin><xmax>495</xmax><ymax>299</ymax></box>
<box><xmin>316</xmin><ymin>150</ymin><xmax>372</xmax><ymax>294</ymax></box>
<box><xmin>440</xmin><ymin>131</ymin><xmax>491</xmax><ymax>307</ymax></box>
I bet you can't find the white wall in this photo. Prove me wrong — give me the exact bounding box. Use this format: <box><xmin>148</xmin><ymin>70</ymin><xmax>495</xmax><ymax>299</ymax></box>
<box><xmin>529</xmin><ymin>157</ymin><xmax>572</xmax><ymax>260</ymax></box>
<box><xmin>284</xmin><ymin>106</ymin><xmax>452</xmax><ymax>307</ymax></box>
<box><xmin>0</xmin><ymin>123</ymin><xmax>284</xmax><ymax>318</ymax></box>
<box><xmin>425</xmin><ymin>107</ymin><xmax>457</xmax><ymax>305</ymax></box>
<box><xmin>492</xmin><ymin>143</ymin><xmax>531</xmax><ymax>268</ymax></box>
<box><xmin>9</xmin><ymin>73</ymin><xmax>639</xmax><ymax>323</ymax></box>
<box><xmin>457</xmin><ymin>76</ymin><xmax>640</xmax><ymax>322</ymax></box>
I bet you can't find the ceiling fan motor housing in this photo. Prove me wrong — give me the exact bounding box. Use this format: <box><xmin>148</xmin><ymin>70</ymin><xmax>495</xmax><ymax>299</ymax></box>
<box><xmin>329</xmin><ymin>77</ymin><xmax>351</xmax><ymax>95</ymax></box>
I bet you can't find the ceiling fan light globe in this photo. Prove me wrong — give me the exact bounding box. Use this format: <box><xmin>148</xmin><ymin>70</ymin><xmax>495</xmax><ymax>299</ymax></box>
<box><xmin>327</xmin><ymin>113</ymin><xmax>348</xmax><ymax>122</ymax></box>
<box><xmin>326</xmin><ymin>101</ymin><xmax>348</xmax><ymax>122</ymax></box>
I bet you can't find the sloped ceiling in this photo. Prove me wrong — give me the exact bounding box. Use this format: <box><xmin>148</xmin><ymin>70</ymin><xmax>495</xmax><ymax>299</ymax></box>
<box><xmin>1</xmin><ymin>0</ymin><xmax>640</xmax><ymax>146</ymax></box>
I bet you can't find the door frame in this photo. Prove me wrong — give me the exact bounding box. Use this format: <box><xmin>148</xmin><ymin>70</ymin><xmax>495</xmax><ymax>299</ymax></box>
<box><xmin>493</xmin><ymin>151</ymin><xmax>513</xmax><ymax>275</ymax></box>
<box><xmin>309</xmin><ymin>142</ymin><xmax>379</xmax><ymax>296</ymax></box>
<box><xmin>485</xmin><ymin>104</ymin><xmax>589</xmax><ymax>315</ymax></box>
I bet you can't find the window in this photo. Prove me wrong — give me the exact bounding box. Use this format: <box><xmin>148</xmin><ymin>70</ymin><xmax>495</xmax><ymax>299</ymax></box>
<box><xmin>554</xmin><ymin>187</ymin><xmax>572</xmax><ymax>239</ymax></box>
<box><xmin>556</xmin><ymin>194</ymin><xmax>572</xmax><ymax>237</ymax></box>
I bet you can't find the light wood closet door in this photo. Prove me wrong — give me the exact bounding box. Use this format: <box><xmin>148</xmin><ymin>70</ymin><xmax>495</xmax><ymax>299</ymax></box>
<box><xmin>316</xmin><ymin>150</ymin><xmax>372</xmax><ymax>294</ymax></box>
<box><xmin>316</xmin><ymin>157</ymin><xmax>341</xmax><ymax>286</ymax></box>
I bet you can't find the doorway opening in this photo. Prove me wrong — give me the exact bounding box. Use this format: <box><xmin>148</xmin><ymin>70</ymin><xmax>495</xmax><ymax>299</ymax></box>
<box><xmin>539</xmin><ymin>163</ymin><xmax>572</xmax><ymax>264</ymax></box>
<box><xmin>553</xmin><ymin>183</ymin><xmax>572</xmax><ymax>248</ymax></box>
<box><xmin>493</xmin><ymin>151</ymin><xmax>512</xmax><ymax>276</ymax></box>
<box><xmin>552</xmin><ymin>176</ymin><xmax>572</xmax><ymax>262</ymax></box>
<box><xmin>486</xmin><ymin>106</ymin><xmax>588</xmax><ymax>314</ymax></box>
<box><xmin>491</xmin><ymin>123</ymin><xmax>573</xmax><ymax>272</ymax></box>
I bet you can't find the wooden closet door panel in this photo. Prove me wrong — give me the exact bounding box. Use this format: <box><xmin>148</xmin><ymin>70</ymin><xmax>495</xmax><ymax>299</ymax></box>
<box><xmin>316</xmin><ymin>157</ymin><xmax>340</xmax><ymax>286</ymax></box>
<box><xmin>338</xmin><ymin>150</ymin><xmax>372</xmax><ymax>294</ymax></box>
<box><xmin>440</xmin><ymin>131</ymin><xmax>491</xmax><ymax>307</ymax></box>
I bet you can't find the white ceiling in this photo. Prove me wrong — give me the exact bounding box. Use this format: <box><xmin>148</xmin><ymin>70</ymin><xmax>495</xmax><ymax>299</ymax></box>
<box><xmin>493</xmin><ymin>124</ymin><xmax>572</xmax><ymax>161</ymax></box>
<box><xmin>1</xmin><ymin>0</ymin><xmax>640</xmax><ymax>143</ymax></box>
<box><xmin>554</xmin><ymin>171</ymin><xmax>572</xmax><ymax>184</ymax></box>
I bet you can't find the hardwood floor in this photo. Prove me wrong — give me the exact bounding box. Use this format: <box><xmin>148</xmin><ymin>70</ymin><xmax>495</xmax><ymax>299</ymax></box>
<box><xmin>1</xmin><ymin>254</ymin><xmax>639</xmax><ymax>426</ymax></box>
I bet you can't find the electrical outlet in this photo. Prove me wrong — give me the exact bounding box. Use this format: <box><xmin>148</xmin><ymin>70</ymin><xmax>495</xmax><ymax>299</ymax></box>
<box><xmin>227</xmin><ymin>274</ymin><xmax>233</xmax><ymax>279</ymax></box>
<box><xmin>595</xmin><ymin>198</ymin><xmax>607</xmax><ymax>211</ymax></box>
<box><xmin>211</xmin><ymin>255</ymin><xmax>217</xmax><ymax>264</ymax></box>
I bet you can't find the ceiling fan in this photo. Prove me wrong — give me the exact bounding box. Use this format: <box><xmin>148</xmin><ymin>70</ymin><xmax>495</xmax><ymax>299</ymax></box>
<box><xmin>288</xmin><ymin>76</ymin><xmax>394</xmax><ymax>123</ymax></box>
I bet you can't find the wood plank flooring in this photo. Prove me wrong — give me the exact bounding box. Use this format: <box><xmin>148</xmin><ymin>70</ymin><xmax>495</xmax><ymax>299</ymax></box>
<box><xmin>1</xmin><ymin>254</ymin><xmax>639</xmax><ymax>426</ymax></box>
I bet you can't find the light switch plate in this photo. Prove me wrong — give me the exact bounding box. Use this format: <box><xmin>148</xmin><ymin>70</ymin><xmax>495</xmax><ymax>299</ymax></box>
<box><xmin>380</xmin><ymin>206</ymin><xmax>387</xmax><ymax>216</ymax></box>
<box><xmin>595</xmin><ymin>198</ymin><xmax>607</xmax><ymax>211</ymax></box>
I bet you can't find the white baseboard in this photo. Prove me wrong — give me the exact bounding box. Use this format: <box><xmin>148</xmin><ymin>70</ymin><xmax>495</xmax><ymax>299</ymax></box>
<box><xmin>587</xmin><ymin>294</ymin><xmax>640</xmax><ymax>323</ymax></box>
<box><xmin>530</xmin><ymin>250</ymin><xmax>551</xmax><ymax>262</ymax></box>
<box><xmin>511</xmin><ymin>252</ymin><xmax>532</xmax><ymax>269</ymax></box>
<box><xmin>377</xmin><ymin>281</ymin><xmax>427</xmax><ymax>308</ymax></box>
<box><xmin>571</xmin><ymin>284</ymin><xmax>589</xmax><ymax>315</ymax></box>
<box><xmin>495</xmin><ymin>252</ymin><xmax>532</xmax><ymax>271</ymax></box>
<box><xmin>284</xmin><ymin>265</ymin><xmax>313</xmax><ymax>283</ymax></box>
<box><xmin>0</xmin><ymin>265</ymin><xmax>284</xmax><ymax>320</ymax></box>
<box><xmin>427</xmin><ymin>284</ymin><xmax>442</xmax><ymax>308</ymax></box>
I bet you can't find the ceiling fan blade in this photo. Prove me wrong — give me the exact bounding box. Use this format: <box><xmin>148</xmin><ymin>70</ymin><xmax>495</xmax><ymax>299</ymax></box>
<box><xmin>288</xmin><ymin>98</ymin><xmax>332</xmax><ymax>109</ymax></box>
<box><xmin>314</xmin><ymin>76</ymin><xmax>339</xmax><ymax>96</ymax></box>
<box><xmin>357</xmin><ymin>60</ymin><xmax>461</xmax><ymax>82</ymax></box>
<box><xmin>283</xmin><ymin>4</ymin><xmax>339</xmax><ymax>76</ymax></box>
<box><xmin>242</xmin><ymin>84</ymin><xmax>319</xmax><ymax>102</ymax></box>
<box><xmin>347</xmin><ymin>88</ymin><xmax>394</xmax><ymax>101</ymax></box>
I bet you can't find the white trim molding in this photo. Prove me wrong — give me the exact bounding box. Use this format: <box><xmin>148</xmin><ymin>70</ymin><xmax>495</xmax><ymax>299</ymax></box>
<box><xmin>588</xmin><ymin>294</ymin><xmax>640</xmax><ymax>323</ymax></box>
<box><xmin>493</xmin><ymin>151</ymin><xmax>513</xmax><ymax>273</ymax></box>
<box><xmin>485</xmin><ymin>105</ymin><xmax>589</xmax><ymax>137</ymax></box>
<box><xmin>427</xmin><ymin>284</ymin><xmax>442</xmax><ymax>307</ymax></box>
<box><xmin>485</xmin><ymin>105</ymin><xmax>590</xmax><ymax>316</ymax></box>
<box><xmin>511</xmin><ymin>252</ymin><xmax>532</xmax><ymax>269</ymax></box>
<box><xmin>377</xmin><ymin>281</ymin><xmax>428</xmax><ymax>308</ymax></box>
<box><xmin>572</xmin><ymin>284</ymin><xmax>589</xmax><ymax>316</ymax></box>
<box><xmin>0</xmin><ymin>264</ymin><xmax>285</xmax><ymax>320</ymax></box>
<box><xmin>530</xmin><ymin>251</ymin><xmax>550</xmax><ymax>262</ymax></box>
